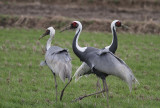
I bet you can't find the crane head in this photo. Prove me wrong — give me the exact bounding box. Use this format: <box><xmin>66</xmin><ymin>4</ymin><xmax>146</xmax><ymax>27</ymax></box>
<box><xmin>115</xmin><ymin>21</ymin><xmax>121</xmax><ymax>27</ymax></box>
<box><xmin>39</xmin><ymin>27</ymin><xmax>55</xmax><ymax>40</ymax></box>
<box><xmin>39</xmin><ymin>30</ymin><xmax>50</xmax><ymax>40</ymax></box>
<box><xmin>111</xmin><ymin>20</ymin><xmax>129</xmax><ymax>30</ymax></box>
<box><xmin>60</xmin><ymin>21</ymin><xmax>79</xmax><ymax>32</ymax></box>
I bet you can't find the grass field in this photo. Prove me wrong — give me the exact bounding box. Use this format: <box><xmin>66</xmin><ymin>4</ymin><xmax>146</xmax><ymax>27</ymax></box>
<box><xmin>0</xmin><ymin>28</ymin><xmax>160</xmax><ymax>108</ymax></box>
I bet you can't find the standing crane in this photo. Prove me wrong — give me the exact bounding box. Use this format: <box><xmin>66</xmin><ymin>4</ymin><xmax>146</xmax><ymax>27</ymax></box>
<box><xmin>60</xmin><ymin>21</ymin><xmax>139</xmax><ymax>106</ymax></box>
<box><xmin>39</xmin><ymin>27</ymin><xmax>72</xmax><ymax>101</ymax></box>
<box><xmin>74</xmin><ymin>20</ymin><xmax>122</xmax><ymax>93</ymax></box>
<box><xmin>60</xmin><ymin>20</ymin><xmax>125</xmax><ymax>100</ymax></box>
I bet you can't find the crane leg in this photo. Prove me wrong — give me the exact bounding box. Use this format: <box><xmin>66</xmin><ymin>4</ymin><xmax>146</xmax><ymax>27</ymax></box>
<box><xmin>96</xmin><ymin>78</ymin><xmax>105</xmax><ymax>98</ymax></box>
<box><xmin>72</xmin><ymin>79</ymin><xmax>107</xmax><ymax>102</ymax></box>
<box><xmin>103</xmin><ymin>79</ymin><xmax>109</xmax><ymax>108</ymax></box>
<box><xmin>60</xmin><ymin>78</ymin><xmax>72</xmax><ymax>101</ymax></box>
<box><xmin>52</xmin><ymin>71</ymin><xmax>58</xmax><ymax>102</ymax></box>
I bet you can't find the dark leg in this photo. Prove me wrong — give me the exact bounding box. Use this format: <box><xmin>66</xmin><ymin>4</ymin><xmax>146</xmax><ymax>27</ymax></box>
<box><xmin>103</xmin><ymin>79</ymin><xmax>109</xmax><ymax>107</ymax></box>
<box><xmin>52</xmin><ymin>71</ymin><xmax>58</xmax><ymax>102</ymax></box>
<box><xmin>96</xmin><ymin>78</ymin><xmax>105</xmax><ymax>98</ymax></box>
<box><xmin>96</xmin><ymin>79</ymin><xmax>100</xmax><ymax>98</ymax></box>
<box><xmin>60</xmin><ymin>78</ymin><xmax>72</xmax><ymax>101</ymax></box>
<box><xmin>72</xmin><ymin>79</ymin><xmax>106</xmax><ymax>102</ymax></box>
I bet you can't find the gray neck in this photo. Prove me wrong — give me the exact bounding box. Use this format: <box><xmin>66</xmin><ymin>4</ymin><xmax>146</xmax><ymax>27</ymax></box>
<box><xmin>109</xmin><ymin>27</ymin><xmax>118</xmax><ymax>54</ymax></box>
<box><xmin>72</xmin><ymin>28</ymin><xmax>85</xmax><ymax>61</ymax></box>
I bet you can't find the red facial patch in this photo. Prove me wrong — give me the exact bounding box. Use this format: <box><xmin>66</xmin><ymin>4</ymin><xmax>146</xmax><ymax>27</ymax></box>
<box><xmin>116</xmin><ymin>21</ymin><xmax>121</xmax><ymax>27</ymax></box>
<box><xmin>71</xmin><ymin>22</ymin><xmax>78</xmax><ymax>28</ymax></box>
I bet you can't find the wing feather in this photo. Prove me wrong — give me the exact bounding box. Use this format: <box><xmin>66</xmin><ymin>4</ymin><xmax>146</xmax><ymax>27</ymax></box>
<box><xmin>73</xmin><ymin>62</ymin><xmax>91</xmax><ymax>82</ymax></box>
<box><xmin>87</xmin><ymin>50</ymin><xmax>139</xmax><ymax>92</ymax></box>
<box><xmin>45</xmin><ymin>46</ymin><xmax>72</xmax><ymax>82</ymax></box>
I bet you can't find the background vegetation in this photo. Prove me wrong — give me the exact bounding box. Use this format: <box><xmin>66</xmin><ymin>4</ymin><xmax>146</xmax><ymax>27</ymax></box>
<box><xmin>0</xmin><ymin>0</ymin><xmax>160</xmax><ymax>107</ymax></box>
<box><xmin>0</xmin><ymin>28</ymin><xmax>159</xmax><ymax>108</ymax></box>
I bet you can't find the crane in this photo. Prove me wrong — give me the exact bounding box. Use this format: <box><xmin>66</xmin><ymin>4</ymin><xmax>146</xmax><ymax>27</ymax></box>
<box><xmin>39</xmin><ymin>27</ymin><xmax>72</xmax><ymax>101</ymax></box>
<box><xmin>74</xmin><ymin>20</ymin><xmax>123</xmax><ymax>94</ymax></box>
<box><xmin>60</xmin><ymin>21</ymin><xmax>139</xmax><ymax>106</ymax></box>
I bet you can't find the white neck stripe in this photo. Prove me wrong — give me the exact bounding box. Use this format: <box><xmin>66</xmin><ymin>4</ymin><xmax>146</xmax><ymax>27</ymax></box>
<box><xmin>75</xmin><ymin>23</ymin><xmax>87</xmax><ymax>52</ymax></box>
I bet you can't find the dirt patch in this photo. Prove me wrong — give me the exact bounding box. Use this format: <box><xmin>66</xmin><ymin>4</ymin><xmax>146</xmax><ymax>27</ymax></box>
<box><xmin>0</xmin><ymin>3</ymin><xmax>160</xmax><ymax>22</ymax></box>
<box><xmin>1</xmin><ymin>15</ymin><xmax>160</xmax><ymax>34</ymax></box>
<box><xmin>0</xmin><ymin>2</ymin><xmax>160</xmax><ymax>34</ymax></box>
<box><xmin>1</xmin><ymin>0</ymin><xmax>160</xmax><ymax>8</ymax></box>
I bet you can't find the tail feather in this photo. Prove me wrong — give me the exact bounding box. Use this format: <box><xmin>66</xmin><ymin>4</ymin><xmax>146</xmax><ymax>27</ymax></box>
<box><xmin>126</xmin><ymin>72</ymin><xmax>139</xmax><ymax>92</ymax></box>
<box><xmin>50</xmin><ymin>61</ymin><xmax>71</xmax><ymax>83</ymax></box>
<box><xmin>73</xmin><ymin>66</ymin><xmax>84</xmax><ymax>82</ymax></box>
<box><xmin>58</xmin><ymin>62</ymin><xmax>72</xmax><ymax>83</ymax></box>
<box><xmin>40</xmin><ymin>60</ymin><xmax>47</xmax><ymax>66</ymax></box>
<box><xmin>73</xmin><ymin>62</ymin><xmax>90</xmax><ymax>82</ymax></box>
<box><xmin>129</xmin><ymin>78</ymin><xmax>139</xmax><ymax>92</ymax></box>
<box><xmin>135</xmin><ymin>78</ymin><xmax>140</xmax><ymax>85</ymax></box>
<box><xmin>108</xmin><ymin>53</ymin><xmax>139</xmax><ymax>92</ymax></box>
<box><xmin>116</xmin><ymin>63</ymin><xmax>139</xmax><ymax>92</ymax></box>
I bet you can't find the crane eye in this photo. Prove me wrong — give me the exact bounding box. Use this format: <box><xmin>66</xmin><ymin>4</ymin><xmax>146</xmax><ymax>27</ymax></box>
<box><xmin>71</xmin><ymin>22</ymin><xmax>78</xmax><ymax>28</ymax></box>
<box><xmin>115</xmin><ymin>21</ymin><xmax>121</xmax><ymax>27</ymax></box>
<box><xmin>45</xmin><ymin>30</ymin><xmax>50</xmax><ymax>35</ymax></box>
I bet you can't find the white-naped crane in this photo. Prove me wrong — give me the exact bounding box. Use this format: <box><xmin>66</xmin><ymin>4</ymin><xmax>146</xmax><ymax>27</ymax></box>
<box><xmin>60</xmin><ymin>21</ymin><xmax>139</xmax><ymax>106</ymax></box>
<box><xmin>39</xmin><ymin>27</ymin><xmax>72</xmax><ymax>101</ymax></box>
<box><xmin>73</xmin><ymin>20</ymin><xmax>123</xmax><ymax>94</ymax></box>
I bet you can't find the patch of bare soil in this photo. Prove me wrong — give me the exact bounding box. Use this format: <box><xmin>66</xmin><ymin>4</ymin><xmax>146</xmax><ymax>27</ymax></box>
<box><xmin>0</xmin><ymin>2</ymin><xmax>160</xmax><ymax>34</ymax></box>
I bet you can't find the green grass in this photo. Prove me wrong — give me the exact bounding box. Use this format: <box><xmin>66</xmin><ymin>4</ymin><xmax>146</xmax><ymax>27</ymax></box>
<box><xmin>0</xmin><ymin>28</ymin><xmax>160</xmax><ymax>108</ymax></box>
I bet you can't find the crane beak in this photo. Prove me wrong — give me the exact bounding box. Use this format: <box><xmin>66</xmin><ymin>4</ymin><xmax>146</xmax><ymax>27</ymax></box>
<box><xmin>39</xmin><ymin>30</ymin><xmax>50</xmax><ymax>40</ymax></box>
<box><xmin>60</xmin><ymin>25</ymin><xmax>71</xmax><ymax>33</ymax></box>
<box><xmin>121</xmin><ymin>24</ymin><xmax>129</xmax><ymax>29</ymax></box>
<box><xmin>39</xmin><ymin>34</ymin><xmax>46</xmax><ymax>40</ymax></box>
